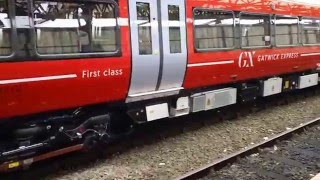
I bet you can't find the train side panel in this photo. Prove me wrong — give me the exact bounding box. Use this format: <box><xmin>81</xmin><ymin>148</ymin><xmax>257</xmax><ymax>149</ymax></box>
<box><xmin>184</xmin><ymin>0</ymin><xmax>320</xmax><ymax>89</ymax></box>
<box><xmin>184</xmin><ymin>47</ymin><xmax>320</xmax><ymax>89</ymax></box>
<box><xmin>0</xmin><ymin>0</ymin><xmax>131</xmax><ymax>119</ymax></box>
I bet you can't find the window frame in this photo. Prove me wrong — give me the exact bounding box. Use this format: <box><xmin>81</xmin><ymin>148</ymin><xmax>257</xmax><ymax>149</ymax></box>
<box><xmin>30</xmin><ymin>0</ymin><xmax>121</xmax><ymax>59</ymax></box>
<box><xmin>239</xmin><ymin>12</ymin><xmax>272</xmax><ymax>50</ymax></box>
<box><xmin>301</xmin><ymin>16</ymin><xmax>320</xmax><ymax>46</ymax></box>
<box><xmin>192</xmin><ymin>8</ymin><xmax>236</xmax><ymax>53</ymax></box>
<box><xmin>273</xmin><ymin>15</ymin><xmax>300</xmax><ymax>48</ymax></box>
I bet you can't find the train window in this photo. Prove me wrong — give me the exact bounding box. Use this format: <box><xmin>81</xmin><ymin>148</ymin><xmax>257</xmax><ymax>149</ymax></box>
<box><xmin>275</xmin><ymin>16</ymin><xmax>299</xmax><ymax>46</ymax></box>
<box><xmin>193</xmin><ymin>9</ymin><xmax>235</xmax><ymax>51</ymax></box>
<box><xmin>0</xmin><ymin>0</ymin><xmax>12</xmax><ymax>56</ymax></box>
<box><xmin>168</xmin><ymin>5</ymin><xmax>181</xmax><ymax>53</ymax></box>
<box><xmin>32</xmin><ymin>1</ymin><xmax>119</xmax><ymax>56</ymax></box>
<box><xmin>136</xmin><ymin>2</ymin><xmax>152</xmax><ymax>55</ymax></box>
<box><xmin>301</xmin><ymin>18</ymin><xmax>320</xmax><ymax>45</ymax></box>
<box><xmin>240</xmin><ymin>13</ymin><xmax>271</xmax><ymax>48</ymax></box>
<box><xmin>16</xmin><ymin>0</ymin><xmax>31</xmax><ymax>57</ymax></box>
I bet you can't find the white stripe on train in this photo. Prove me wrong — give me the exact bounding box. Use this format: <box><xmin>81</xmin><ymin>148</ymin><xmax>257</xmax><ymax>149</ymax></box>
<box><xmin>187</xmin><ymin>60</ymin><xmax>235</xmax><ymax>67</ymax></box>
<box><xmin>301</xmin><ymin>53</ymin><xmax>320</xmax><ymax>57</ymax></box>
<box><xmin>0</xmin><ymin>74</ymin><xmax>78</xmax><ymax>85</ymax></box>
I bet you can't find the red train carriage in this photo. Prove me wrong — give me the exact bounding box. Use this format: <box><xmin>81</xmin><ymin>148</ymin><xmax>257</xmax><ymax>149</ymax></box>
<box><xmin>0</xmin><ymin>0</ymin><xmax>319</xmax><ymax>171</ymax></box>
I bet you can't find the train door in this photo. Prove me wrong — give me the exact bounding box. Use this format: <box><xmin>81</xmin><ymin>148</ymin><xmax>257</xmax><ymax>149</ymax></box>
<box><xmin>128</xmin><ymin>0</ymin><xmax>187</xmax><ymax>98</ymax></box>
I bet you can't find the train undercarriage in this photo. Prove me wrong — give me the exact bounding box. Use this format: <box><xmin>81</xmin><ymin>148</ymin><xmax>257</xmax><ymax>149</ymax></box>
<box><xmin>0</xmin><ymin>107</ymin><xmax>134</xmax><ymax>171</ymax></box>
<box><xmin>0</xmin><ymin>70</ymin><xmax>319</xmax><ymax>172</ymax></box>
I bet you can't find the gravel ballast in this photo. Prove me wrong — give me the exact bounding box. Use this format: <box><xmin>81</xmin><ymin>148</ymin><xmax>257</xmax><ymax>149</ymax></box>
<box><xmin>203</xmin><ymin>125</ymin><xmax>320</xmax><ymax>180</ymax></box>
<box><xmin>41</xmin><ymin>94</ymin><xmax>320</xmax><ymax>179</ymax></box>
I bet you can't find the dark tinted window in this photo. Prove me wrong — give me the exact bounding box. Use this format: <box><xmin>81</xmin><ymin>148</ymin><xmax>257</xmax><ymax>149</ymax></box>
<box><xmin>168</xmin><ymin>5</ymin><xmax>181</xmax><ymax>53</ymax></box>
<box><xmin>275</xmin><ymin>16</ymin><xmax>299</xmax><ymax>46</ymax></box>
<box><xmin>136</xmin><ymin>2</ymin><xmax>152</xmax><ymax>55</ymax></box>
<box><xmin>32</xmin><ymin>1</ymin><xmax>118</xmax><ymax>55</ymax></box>
<box><xmin>194</xmin><ymin>9</ymin><xmax>235</xmax><ymax>50</ymax></box>
<box><xmin>0</xmin><ymin>0</ymin><xmax>12</xmax><ymax>56</ymax></box>
<box><xmin>240</xmin><ymin>13</ymin><xmax>271</xmax><ymax>48</ymax></box>
<box><xmin>301</xmin><ymin>18</ymin><xmax>320</xmax><ymax>45</ymax></box>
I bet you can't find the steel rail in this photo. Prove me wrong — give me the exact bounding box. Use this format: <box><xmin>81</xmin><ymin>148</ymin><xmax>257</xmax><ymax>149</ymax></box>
<box><xmin>0</xmin><ymin>144</ymin><xmax>83</xmax><ymax>172</ymax></box>
<box><xmin>176</xmin><ymin>117</ymin><xmax>320</xmax><ymax>180</ymax></box>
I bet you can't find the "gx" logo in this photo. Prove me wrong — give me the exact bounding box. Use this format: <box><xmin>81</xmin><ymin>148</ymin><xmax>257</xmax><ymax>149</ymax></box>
<box><xmin>238</xmin><ymin>51</ymin><xmax>255</xmax><ymax>68</ymax></box>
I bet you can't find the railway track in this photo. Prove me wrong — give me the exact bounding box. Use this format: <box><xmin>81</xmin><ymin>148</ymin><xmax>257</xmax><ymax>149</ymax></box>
<box><xmin>1</xmin><ymin>86</ymin><xmax>320</xmax><ymax>179</ymax></box>
<box><xmin>177</xmin><ymin>117</ymin><xmax>320</xmax><ymax>180</ymax></box>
